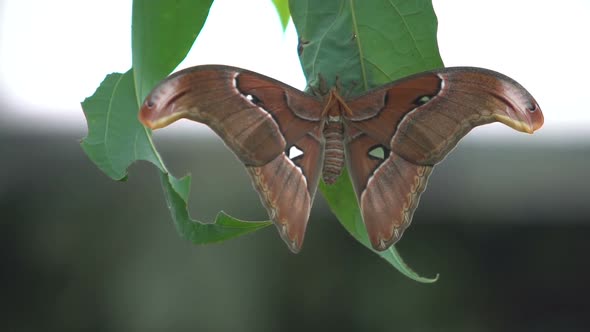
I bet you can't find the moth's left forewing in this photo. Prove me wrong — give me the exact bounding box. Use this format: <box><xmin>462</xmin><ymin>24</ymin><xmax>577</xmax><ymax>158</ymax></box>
<box><xmin>388</xmin><ymin>68</ymin><xmax>544</xmax><ymax>165</ymax></box>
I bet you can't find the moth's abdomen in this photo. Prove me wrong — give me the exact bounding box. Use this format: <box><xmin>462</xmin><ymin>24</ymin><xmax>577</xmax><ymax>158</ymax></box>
<box><xmin>322</xmin><ymin>121</ymin><xmax>345</xmax><ymax>184</ymax></box>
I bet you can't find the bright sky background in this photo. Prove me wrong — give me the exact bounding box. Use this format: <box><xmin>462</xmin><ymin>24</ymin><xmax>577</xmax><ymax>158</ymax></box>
<box><xmin>1</xmin><ymin>0</ymin><xmax>589</xmax><ymax>143</ymax></box>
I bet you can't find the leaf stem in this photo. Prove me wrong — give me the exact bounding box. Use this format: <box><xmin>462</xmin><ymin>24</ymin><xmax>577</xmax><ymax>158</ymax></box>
<box><xmin>143</xmin><ymin>126</ymin><xmax>169</xmax><ymax>174</ymax></box>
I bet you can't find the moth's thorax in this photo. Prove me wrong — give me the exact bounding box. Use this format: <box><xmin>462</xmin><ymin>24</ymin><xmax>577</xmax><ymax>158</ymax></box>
<box><xmin>322</xmin><ymin>88</ymin><xmax>352</xmax><ymax>120</ymax></box>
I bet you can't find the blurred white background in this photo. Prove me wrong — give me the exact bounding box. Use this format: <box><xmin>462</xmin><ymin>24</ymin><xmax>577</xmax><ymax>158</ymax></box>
<box><xmin>0</xmin><ymin>0</ymin><xmax>589</xmax><ymax>142</ymax></box>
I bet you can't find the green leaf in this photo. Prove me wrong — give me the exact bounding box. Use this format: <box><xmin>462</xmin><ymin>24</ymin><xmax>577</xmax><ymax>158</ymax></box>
<box><xmin>123</xmin><ymin>0</ymin><xmax>272</xmax><ymax>245</ymax></box>
<box><xmin>132</xmin><ymin>0</ymin><xmax>214</xmax><ymax>102</ymax></box>
<box><xmin>271</xmin><ymin>0</ymin><xmax>291</xmax><ymax>30</ymax></box>
<box><xmin>81</xmin><ymin>69</ymin><xmax>164</xmax><ymax>180</ymax></box>
<box><xmin>161</xmin><ymin>173</ymin><xmax>272</xmax><ymax>243</ymax></box>
<box><xmin>292</xmin><ymin>0</ymin><xmax>443</xmax><ymax>94</ymax></box>
<box><xmin>81</xmin><ymin>69</ymin><xmax>271</xmax><ymax>244</ymax></box>
<box><xmin>291</xmin><ymin>0</ymin><xmax>442</xmax><ymax>282</ymax></box>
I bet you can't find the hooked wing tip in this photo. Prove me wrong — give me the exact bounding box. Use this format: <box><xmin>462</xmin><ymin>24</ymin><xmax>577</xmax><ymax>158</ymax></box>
<box><xmin>138</xmin><ymin>102</ymin><xmax>155</xmax><ymax>129</ymax></box>
<box><xmin>138</xmin><ymin>98</ymin><xmax>188</xmax><ymax>130</ymax></box>
<box><xmin>495</xmin><ymin>110</ymin><xmax>543</xmax><ymax>135</ymax></box>
<box><xmin>530</xmin><ymin>101</ymin><xmax>544</xmax><ymax>132</ymax></box>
